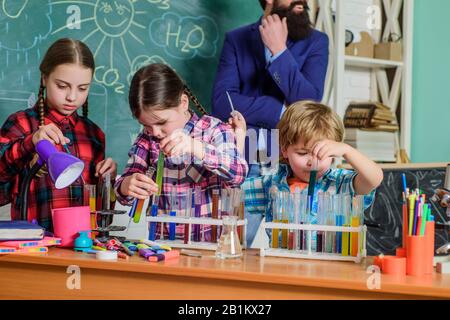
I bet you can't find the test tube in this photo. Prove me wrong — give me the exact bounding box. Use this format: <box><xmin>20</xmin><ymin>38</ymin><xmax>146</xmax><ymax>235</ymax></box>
<box><xmin>292</xmin><ymin>188</ymin><xmax>301</xmax><ymax>251</ymax></box>
<box><xmin>333</xmin><ymin>195</ymin><xmax>342</xmax><ymax>254</ymax></box>
<box><xmin>84</xmin><ymin>184</ymin><xmax>97</xmax><ymax>239</ymax></box>
<box><xmin>307</xmin><ymin>156</ymin><xmax>319</xmax><ymax>208</ymax></box>
<box><xmin>324</xmin><ymin>192</ymin><xmax>334</xmax><ymax>254</ymax></box>
<box><xmin>169</xmin><ymin>186</ymin><xmax>177</xmax><ymax>241</ymax></box>
<box><xmin>351</xmin><ymin>195</ymin><xmax>364</xmax><ymax>257</ymax></box>
<box><xmin>102</xmin><ymin>172</ymin><xmax>111</xmax><ymax>211</ymax></box>
<box><xmin>193</xmin><ymin>186</ymin><xmax>201</xmax><ymax>242</ymax></box>
<box><xmin>184</xmin><ymin>189</ymin><xmax>192</xmax><ymax>244</ymax></box>
<box><xmin>341</xmin><ymin>194</ymin><xmax>351</xmax><ymax>256</ymax></box>
<box><xmin>280</xmin><ymin>192</ymin><xmax>289</xmax><ymax>249</ymax></box>
<box><xmin>271</xmin><ymin>192</ymin><xmax>280</xmax><ymax>249</ymax></box>
<box><xmin>212</xmin><ymin>189</ymin><xmax>219</xmax><ymax>243</ymax></box>
<box><xmin>288</xmin><ymin>193</ymin><xmax>295</xmax><ymax>250</ymax></box>
<box><xmin>130</xmin><ymin>167</ymin><xmax>155</xmax><ymax>224</ymax></box>
<box><xmin>306</xmin><ymin>195</ymin><xmax>312</xmax><ymax>254</ymax></box>
<box><xmin>317</xmin><ymin>191</ymin><xmax>325</xmax><ymax>253</ymax></box>
<box><xmin>297</xmin><ymin>193</ymin><xmax>308</xmax><ymax>251</ymax></box>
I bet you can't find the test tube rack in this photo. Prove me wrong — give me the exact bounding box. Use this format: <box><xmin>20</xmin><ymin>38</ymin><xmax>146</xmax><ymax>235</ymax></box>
<box><xmin>95</xmin><ymin>209</ymin><xmax>128</xmax><ymax>243</ymax></box>
<box><xmin>146</xmin><ymin>215</ymin><xmax>248</xmax><ymax>251</ymax></box>
<box><xmin>260</xmin><ymin>221</ymin><xmax>367</xmax><ymax>263</ymax></box>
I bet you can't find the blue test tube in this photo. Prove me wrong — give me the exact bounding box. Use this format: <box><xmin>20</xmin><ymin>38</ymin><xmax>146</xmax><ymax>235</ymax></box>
<box><xmin>148</xmin><ymin>195</ymin><xmax>159</xmax><ymax>241</ymax></box>
<box><xmin>169</xmin><ymin>187</ymin><xmax>177</xmax><ymax>241</ymax></box>
<box><xmin>194</xmin><ymin>187</ymin><xmax>201</xmax><ymax>242</ymax></box>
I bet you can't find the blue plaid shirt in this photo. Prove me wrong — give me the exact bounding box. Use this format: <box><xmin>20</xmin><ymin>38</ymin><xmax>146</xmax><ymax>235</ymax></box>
<box><xmin>242</xmin><ymin>164</ymin><xmax>376</xmax><ymax>222</ymax></box>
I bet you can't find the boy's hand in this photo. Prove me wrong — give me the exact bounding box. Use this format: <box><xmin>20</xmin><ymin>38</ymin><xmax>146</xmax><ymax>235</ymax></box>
<box><xmin>120</xmin><ymin>173</ymin><xmax>158</xmax><ymax>200</ymax></box>
<box><xmin>308</xmin><ymin>139</ymin><xmax>351</xmax><ymax>160</ymax></box>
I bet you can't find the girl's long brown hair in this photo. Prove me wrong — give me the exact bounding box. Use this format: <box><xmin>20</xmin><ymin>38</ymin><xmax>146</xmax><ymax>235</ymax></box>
<box><xmin>38</xmin><ymin>38</ymin><xmax>95</xmax><ymax>125</ymax></box>
<box><xmin>128</xmin><ymin>63</ymin><xmax>208</xmax><ymax>119</ymax></box>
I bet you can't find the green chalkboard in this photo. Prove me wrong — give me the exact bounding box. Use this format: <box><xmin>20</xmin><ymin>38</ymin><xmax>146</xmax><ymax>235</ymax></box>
<box><xmin>0</xmin><ymin>0</ymin><xmax>261</xmax><ymax>170</ymax></box>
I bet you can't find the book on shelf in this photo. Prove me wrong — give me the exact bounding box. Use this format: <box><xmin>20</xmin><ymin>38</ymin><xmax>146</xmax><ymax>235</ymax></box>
<box><xmin>345</xmin><ymin>128</ymin><xmax>397</xmax><ymax>162</ymax></box>
<box><xmin>344</xmin><ymin>101</ymin><xmax>398</xmax><ymax>132</ymax></box>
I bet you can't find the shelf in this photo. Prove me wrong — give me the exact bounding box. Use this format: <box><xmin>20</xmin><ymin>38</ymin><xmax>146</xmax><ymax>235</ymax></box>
<box><xmin>345</xmin><ymin>56</ymin><xmax>404</xmax><ymax>69</ymax></box>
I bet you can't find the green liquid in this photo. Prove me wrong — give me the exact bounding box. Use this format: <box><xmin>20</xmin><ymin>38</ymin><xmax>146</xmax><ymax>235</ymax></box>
<box><xmin>307</xmin><ymin>170</ymin><xmax>317</xmax><ymax>198</ymax></box>
<box><xmin>156</xmin><ymin>151</ymin><xmax>164</xmax><ymax>196</ymax></box>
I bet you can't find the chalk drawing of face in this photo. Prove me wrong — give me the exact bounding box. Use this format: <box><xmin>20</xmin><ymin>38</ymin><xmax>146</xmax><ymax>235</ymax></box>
<box><xmin>94</xmin><ymin>0</ymin><xmax>135</xmax><ymax>37</ymax></box>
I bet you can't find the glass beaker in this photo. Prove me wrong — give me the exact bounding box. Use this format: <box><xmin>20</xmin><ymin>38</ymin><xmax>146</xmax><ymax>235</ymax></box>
<box><xmin>215</xmin><ymin>215</ymin><xmax>242</xmax><ymax>259</ymax></box>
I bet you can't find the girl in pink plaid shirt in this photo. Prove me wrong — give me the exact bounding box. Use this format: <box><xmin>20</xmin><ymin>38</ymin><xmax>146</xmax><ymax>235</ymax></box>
<box><xmin>115</xmin><ymin>63</ymin><xmax>248</xmax><ymax>241</ymax></box>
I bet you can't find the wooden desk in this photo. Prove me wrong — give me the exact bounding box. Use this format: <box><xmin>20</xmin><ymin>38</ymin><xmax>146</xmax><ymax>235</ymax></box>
<box><xmin>1</xmin><ymin>248</ymin><xmax>450</xmax><ymax>299</ymax></box>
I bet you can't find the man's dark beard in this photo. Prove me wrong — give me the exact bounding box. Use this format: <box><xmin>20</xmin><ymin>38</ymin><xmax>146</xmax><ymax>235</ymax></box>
<box><xmin>271</xmin><ymin>0</ymin><xmax>313</xmax><ymax>41</ymax></box>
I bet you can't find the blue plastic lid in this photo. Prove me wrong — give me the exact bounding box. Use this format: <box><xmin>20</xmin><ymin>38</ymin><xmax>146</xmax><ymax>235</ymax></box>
<box><xmin>74</xmin><ymin>230</ymin><xmax>93</xmax><ymax>249</ymax></box>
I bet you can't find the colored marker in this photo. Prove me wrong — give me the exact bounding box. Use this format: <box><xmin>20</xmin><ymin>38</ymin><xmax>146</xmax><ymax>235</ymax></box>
<box><xmin>139</xmin><ymin>248</ymin><xmax>156</xmax><ymax>259</ymax></box>
<box><xmin>148</xmin><ymin>250</ymin><xmax>180</xmax><ymax>262</ymax></box>
<box><xmin>402</xmin><ymin>173</ymin><xmax>407</xmax><ymax>196</ymax></box>
<box><xmin>408</xmin><ymin>195</ymin><xmax>416</xmax><ymax>236</ymax></box>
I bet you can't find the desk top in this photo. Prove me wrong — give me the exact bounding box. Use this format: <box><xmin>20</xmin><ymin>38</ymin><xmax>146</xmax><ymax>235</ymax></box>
<box><xmin>1</xmin><ymin>248</ymin><xmax>450</xmax><ymax>299</ymax></box>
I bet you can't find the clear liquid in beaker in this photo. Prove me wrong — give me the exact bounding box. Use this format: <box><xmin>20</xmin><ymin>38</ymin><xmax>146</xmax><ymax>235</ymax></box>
<box><xmin>215</xmin><ymin>215</ymin><xmax>242</xmax><ymax>259</ymax></box>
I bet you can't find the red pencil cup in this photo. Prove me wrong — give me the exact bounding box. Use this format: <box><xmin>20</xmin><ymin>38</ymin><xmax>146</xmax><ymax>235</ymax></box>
<box><xmin>396</xmin><ymin>247</ymin><xmax>407</xmax><ymax>258</ymax></box>
<box><xmin>382</xmin><ymin>255</ymin><xmax>406</xmax><ymax>276</ymax></box>
<box><xmin>373</xmin><ymin>255</ymin><xmax>384</xmax><ymax>270</ymax></box>
<box><xmin>406</xmin><ymin>235</ymin><xmax>427</xmax><ymax>276</ymax></box>
<box><xmin>425</xmin><ymin>221</ymin><xmax>435</xmax><ymax>274</ymax></box>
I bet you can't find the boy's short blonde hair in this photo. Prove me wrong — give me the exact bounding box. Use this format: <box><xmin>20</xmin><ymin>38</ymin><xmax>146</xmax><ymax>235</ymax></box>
<box><xmin>277</xmin><ymin>100</ymin><xmax>345</xmax><ymax>150</ymax></box>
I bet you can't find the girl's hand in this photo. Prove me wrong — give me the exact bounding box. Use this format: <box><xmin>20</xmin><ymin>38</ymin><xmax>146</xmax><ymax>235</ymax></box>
<box><xmin>308</xmin><ymin>139</ymin><xmax>351</xmax><ymax>160</ymax></box>
<box><xmin>120</xmin><ymin>173</ymin><xmax>159</xmax><ymax>200</ymax></box>
<box><xmin>228</xmin><ymin>111</ymin><xmax>246</xmax><ymax>132</ymax></box>
<box><xmin>228</xmin><ymin>111</ymin><xmax>246</xmax><ymax>154</ymax></box>
<box><xmin>32</xmin><ymin>123</ymin><xmax>70</xmax><ymax>146</ymax></box>
<box><xmin>160</xmin><ymin>130</ymin><xmax>204</xmax><ymax>159</ymax></box>
<box><xmin>95</xmin><ymin>157</ymin><xmax>117</xmax><ymax>179</ymax></box>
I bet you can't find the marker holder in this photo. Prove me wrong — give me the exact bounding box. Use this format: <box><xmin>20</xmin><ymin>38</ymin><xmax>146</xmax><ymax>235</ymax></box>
<box><xmin>146</xmin><ymin>215</ymin><xmax>247</xmax><ymax>251</ymax></box>
<box><xmin>260</xmin><ymin>221</ymin><xmax>367</xmax><ymax>263</ymax></box>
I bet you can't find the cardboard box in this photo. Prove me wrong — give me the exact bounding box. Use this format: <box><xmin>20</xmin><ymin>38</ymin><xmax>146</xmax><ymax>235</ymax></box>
<box><xmin>374</xmin><ymin>42</ymin><xmax>403</xmax><ymax>61</ymax></box>
<box><xmin>345</xmin><ymin>32</ymin><xmax>374</xmax><ymax>58</ymax></box>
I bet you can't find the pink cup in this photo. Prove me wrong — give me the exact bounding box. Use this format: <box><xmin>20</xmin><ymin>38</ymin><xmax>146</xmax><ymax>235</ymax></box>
<box><xmin>51</xmin><ymin>206</ymin><xmax>91</xmax><ymax>247</ymax></box>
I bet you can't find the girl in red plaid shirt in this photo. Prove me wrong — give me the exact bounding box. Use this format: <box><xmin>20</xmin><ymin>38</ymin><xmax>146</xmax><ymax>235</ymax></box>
<box><xmin>115</xmin><ymin>63</ymin><xmax>248</xmax><ymax>241</ymax></box>
<box><xmin>0</xmin><ymin>38</ymin><xmax>116</xmax><ymax>230</ymax></box>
